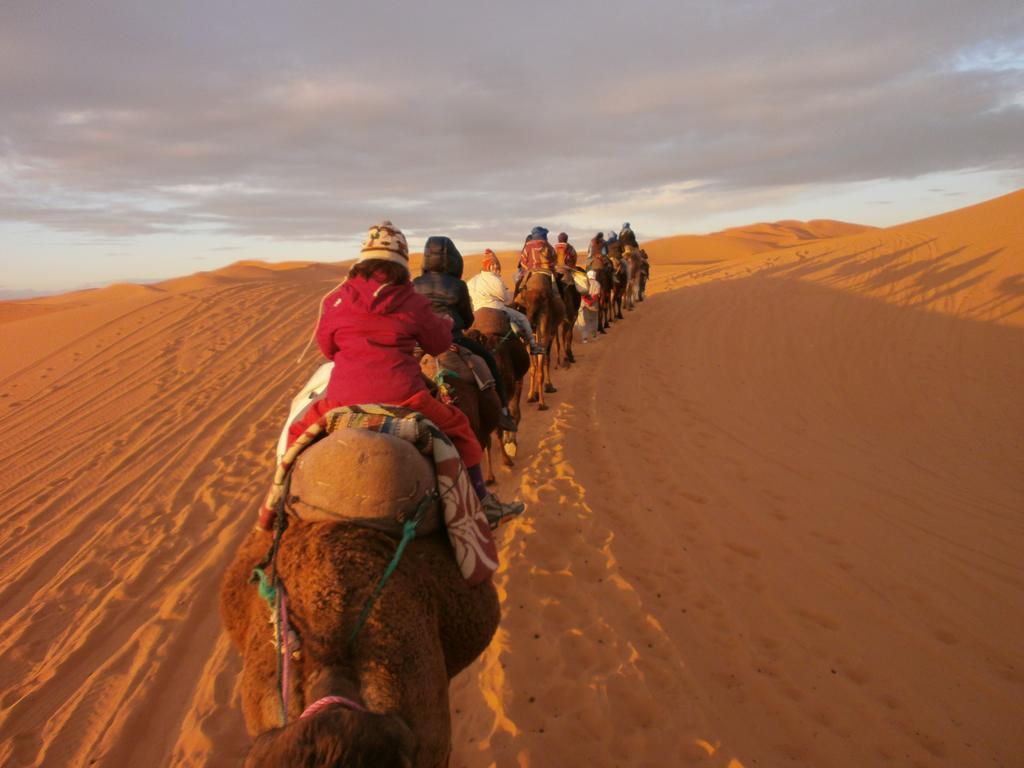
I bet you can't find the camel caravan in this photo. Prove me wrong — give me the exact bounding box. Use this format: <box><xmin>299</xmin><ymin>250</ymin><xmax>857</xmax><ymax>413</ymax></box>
<box><xmin>221</xmin><ymin>221</ymin><xmax>649</xmax><ymax>766</ymax></box>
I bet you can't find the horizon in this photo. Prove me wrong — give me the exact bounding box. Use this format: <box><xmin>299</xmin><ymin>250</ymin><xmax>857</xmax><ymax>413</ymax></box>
<box><xmin>1</xmin><ymin>187</ymin><xmax>1018</xmax><ymax>300</ymax></box>
<box><xmin>2</xmin><ymin>1</ymin><xmax>1022</xmax><ymax>292</ymax></box>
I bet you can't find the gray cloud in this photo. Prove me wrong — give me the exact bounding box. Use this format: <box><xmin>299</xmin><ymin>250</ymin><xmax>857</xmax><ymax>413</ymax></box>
<box><xmin>1</xmin><ymin>0</ymin><xmax>1022</xmax><ymax>245</ymax></box>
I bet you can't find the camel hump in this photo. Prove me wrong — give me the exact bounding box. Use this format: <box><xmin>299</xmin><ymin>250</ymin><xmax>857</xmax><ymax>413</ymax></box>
<box><xmin>472</xmin><ymin>307</ymin><xmax>512</xmax><ymax>337</ymax></box>
<box><xmin>288</xmin><ymin>429</ymin><xmax>442</xmax><ymax>536</ymax></box>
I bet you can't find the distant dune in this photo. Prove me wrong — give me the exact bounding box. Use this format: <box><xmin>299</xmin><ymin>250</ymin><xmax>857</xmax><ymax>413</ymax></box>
<box><xmin>0</xmin><ymin>191</ymin><xmax>1021</xmax><ymax>767</ymax></box>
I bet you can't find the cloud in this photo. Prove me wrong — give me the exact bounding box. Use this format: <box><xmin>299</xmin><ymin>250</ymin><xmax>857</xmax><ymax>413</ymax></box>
<box><xmin>1</xmin><ymin>0</ymin><xmax>1022</xmax><ymax>247</ymax></box>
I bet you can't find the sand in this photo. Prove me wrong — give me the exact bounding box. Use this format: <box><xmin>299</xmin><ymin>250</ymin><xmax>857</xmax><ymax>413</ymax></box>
<box><xmin>0</xmin><ymin>191</ymin><xmax>1021</xmax><ymax>767</ymax></box>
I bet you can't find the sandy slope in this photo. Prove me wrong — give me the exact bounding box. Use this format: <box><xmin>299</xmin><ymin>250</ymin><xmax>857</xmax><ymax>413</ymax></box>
<box><xmin>1</xmin><ymin>192</ymin><xmax>1022</xmax><ymax>767</ymax></box>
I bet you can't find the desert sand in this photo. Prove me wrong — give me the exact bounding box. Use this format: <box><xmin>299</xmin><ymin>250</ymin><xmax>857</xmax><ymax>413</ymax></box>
<box><xmin>0</xmin><ymin>190</ymin><xmax>1021</xmax><ymax>767</ymax></box>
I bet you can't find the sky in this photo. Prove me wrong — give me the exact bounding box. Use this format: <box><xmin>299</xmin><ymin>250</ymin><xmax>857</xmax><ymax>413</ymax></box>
<box><xmin>1</xmin><ymin>0</ymin><xmax>1023</xmax><ymax>294</ymax></box>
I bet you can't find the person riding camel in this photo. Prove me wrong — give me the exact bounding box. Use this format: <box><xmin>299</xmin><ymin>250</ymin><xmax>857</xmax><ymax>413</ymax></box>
<box><xmin>467</xmin><ymin>249</ymin><xmax>544</xmax><ymax>355</ymax></box>
<box><xmin>587</xmin><ymin>231</ymin><xmax>607</xmax><ymax>270</ymax></box>
<box><xmin>515</xmin><ymin>226</ymin><xmax>559</xmax><ymax>298</ymax></box>
<box><xmin>619</xmin><ymin>222</ymin><xmax>638</xmax><ymax>250</ymax></box>
<box><xmin>605</xmin><ymin>230</ymin><xmax>624</xmax><ymax>282</ymax></box>
<box><xmin>281</xmin><ymin>221</ymin><xmax>523</xmax><ymax>527</ymax></box>
<box><xmin>554</xmin><ymin>232</ymin><xmax>579</xmax><ymax>269</ymax></box>
<box><xmin>411</xmin><ymin>236</ymin><xmax>518</xmax><ymax>434</ymax></box>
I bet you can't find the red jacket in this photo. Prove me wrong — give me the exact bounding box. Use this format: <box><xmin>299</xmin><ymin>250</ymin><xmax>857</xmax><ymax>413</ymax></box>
<box><xmin>555</xmin><ymin>242</ymin><xmax>578</xmax><ymax>267</ymax></box>
<box><xmin>316</xmin><ymin>275</ymin><xmax>452</xmax><ymax>405</ymax></box>
<box><xmin>520</xmin><ymin>239</ymin><xmax>556</xmax><ymax>271</ymax></box>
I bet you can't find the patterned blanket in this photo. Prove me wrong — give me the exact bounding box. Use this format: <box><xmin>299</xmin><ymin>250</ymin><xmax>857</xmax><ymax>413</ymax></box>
<box><xmin>260</xmin><ymin>404</ymin><xmax>498</xmax><ymax>585</ymax></box>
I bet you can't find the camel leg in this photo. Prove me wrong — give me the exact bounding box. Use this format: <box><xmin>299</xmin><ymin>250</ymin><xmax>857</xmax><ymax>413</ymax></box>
<box><xmin>526</xmin><ymin>354</ymin><xmax>539</xmax><ymax>403</ymax></box>
<box><xmin>543</xmin><ymin>341</ymin><xmax>556</xmax><ymax>395</ymax></box>
<box><xmin>484</xmin><ymin>433</ymin><xmax>496</xmax><ymax>485</ymax></box>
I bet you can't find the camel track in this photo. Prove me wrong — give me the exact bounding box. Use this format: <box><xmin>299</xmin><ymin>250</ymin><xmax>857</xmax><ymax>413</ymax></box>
<box><xmin>1</xmin><ymin>192</ymin><xmax>1023</xmax><ymax>767</ymax></box>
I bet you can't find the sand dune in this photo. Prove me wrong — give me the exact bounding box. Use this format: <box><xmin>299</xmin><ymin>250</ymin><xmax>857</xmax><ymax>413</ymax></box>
<box><xmin>0</xmin><ymin>192</ymin><xmax>1021</xmax><ymax>767</ymax></box>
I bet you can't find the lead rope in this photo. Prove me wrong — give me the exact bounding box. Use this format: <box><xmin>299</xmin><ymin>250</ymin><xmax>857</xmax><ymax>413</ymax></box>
<box><xmin>295</xmin><ymin>278</ymin><xmax>348</xmax><ymax>364</ymax></box>
<box><xmin>346</xmin><ymin>490</ymin><xmax>436</xmax><ymax>650</ymax></box>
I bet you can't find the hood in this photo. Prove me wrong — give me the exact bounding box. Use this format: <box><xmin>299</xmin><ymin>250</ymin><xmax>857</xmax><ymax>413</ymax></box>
<box><xmin>338</xmin><ymin>275</ymin><xmax>414</xmax><ymax>314</ymax></box>
<box><xmin>422</xmin><ymin>236</ymin><xmax>464</xmax><ymax>278</ymax></box>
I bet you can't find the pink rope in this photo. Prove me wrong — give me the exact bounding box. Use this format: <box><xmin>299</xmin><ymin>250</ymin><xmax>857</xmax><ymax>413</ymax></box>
<box><xmin>301</xmin><ymin>695</ymin><xmax>370</xmax><ymax>720</ymax></box>
<box><xmin>280</xmin><ymin>592</ymin><xmax>290</xmax><ymax>719</ymax></box>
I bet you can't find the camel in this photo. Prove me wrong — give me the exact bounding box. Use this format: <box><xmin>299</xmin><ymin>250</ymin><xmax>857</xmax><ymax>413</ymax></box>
<box><xmin>465</xmin><ymin>309</ymin><xmax>530</xmax><ymax>481</ymax></box>
<box><xmin>419</xmin><ymin>346</ymin><xmax>500</xmax><ymax>473</ymax></box>
<box><xmin>588</xmin><ymin>255</ymin><xmax>614</xmax><ymax>333</ymax></box>
<box><xmin>638</xmin><ymin>249</ymin><xmax>650</xmax><ymax>301</ymax></box>
<box><xmin>610</xmin><ymin>256</ymin><xmax>628</xmax><ymax>320</ymax></box>
<box><xmin>517</xmin><ymin>270</ymin><xmax>565</xmax><ymax>410</ymax></box>
<box><xmin>625</xmin><ymin>246</ymin><xmax>644</xmax><ymax>310</ymax></box>
<box><xmin>553</xmin><ymin>266</ymin><xmax>582</xmax><ymax>368</ymax></box>
<box><xmin>222</xmin><ymin>519</ymin><xmax>500</xmax><ymax>767</ymax></box>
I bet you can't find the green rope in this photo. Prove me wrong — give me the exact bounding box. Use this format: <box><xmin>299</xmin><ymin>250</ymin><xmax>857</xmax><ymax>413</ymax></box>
<box><xmin>252</xmin><ymin>567</ymin><xmax>276</xmax><ymax>605</ymax></box>
<box><xmin>347</xmin><ymin>517</ymin><xmax>418</xmax><ymax>649</ymax></box>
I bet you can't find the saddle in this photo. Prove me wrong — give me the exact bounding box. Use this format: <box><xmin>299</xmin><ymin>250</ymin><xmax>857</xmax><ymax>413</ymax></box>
<box><xmin>288</xmin><ymin>428</ymin><xmax>442</xmax><ymax>536</ymax></box>
<box><xmin>422</xmin><ymin>345</ymin><xmax>495</xmax><ymax>393</ymax></box>
<box><xmin>471</xmin><ymin>307</ymin><xmax>512</xmax><ymax>337</ymax></box>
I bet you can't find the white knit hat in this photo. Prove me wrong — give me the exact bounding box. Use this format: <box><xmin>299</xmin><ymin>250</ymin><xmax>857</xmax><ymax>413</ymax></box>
<box><xmin>358</xmin><ymin>220</ymin><xmax>409</xmax><ymax>267</ymax></box>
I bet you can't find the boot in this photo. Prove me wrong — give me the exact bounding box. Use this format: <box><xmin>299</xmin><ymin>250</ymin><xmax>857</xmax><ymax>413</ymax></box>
<box><xmin>482</xmin><ymin>494</ymin><xmax>525</xmax><ymax>528</ymax></box>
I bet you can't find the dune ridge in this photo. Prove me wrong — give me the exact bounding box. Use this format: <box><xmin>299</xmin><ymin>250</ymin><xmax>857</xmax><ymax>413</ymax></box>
<box><xmin>0</xmin><ymin>191</ymin><xmax>1021</xmax><ymax>767</ymax></box>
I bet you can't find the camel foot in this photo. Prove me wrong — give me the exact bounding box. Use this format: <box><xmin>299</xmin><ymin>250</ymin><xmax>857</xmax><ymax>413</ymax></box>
<box><xmin>616</xmin><ymin>313</ymin><xmax>624</xmax><ymax>320</ymax></box>
<box><xmin>544</xmin><ymin>383</ymin><xmax>557</xmax><ymax>393</ymax></box>
<box><xmin>538</xmin><ymin>403</ymin><xmax>549</xmax><ymax>411</ymax></box>
<box><xmin>566</xmin><ymin>351</ymin><xmax>576</xmax><ymax>363</ymax></box>
<box><xmin>527</xmin><ymin>392</ymin><xmax>538</xmax><ymax>403</ymax></box>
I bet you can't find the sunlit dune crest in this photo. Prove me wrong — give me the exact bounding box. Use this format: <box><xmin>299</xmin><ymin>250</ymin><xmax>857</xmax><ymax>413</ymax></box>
<box><xmin>0</xmin><ymin>191</ymin><xmax>1021</xmax><ymax>767</ymax></box>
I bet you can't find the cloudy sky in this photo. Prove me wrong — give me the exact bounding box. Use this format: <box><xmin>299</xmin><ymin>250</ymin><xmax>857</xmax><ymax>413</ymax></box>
<box><xmin>2</xmin><ymin>0</ymin><xmax>1023</xmax><ymax>292</ymax></box>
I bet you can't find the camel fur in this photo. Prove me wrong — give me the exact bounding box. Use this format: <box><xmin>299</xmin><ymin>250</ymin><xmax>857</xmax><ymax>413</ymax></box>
<box><xmin>221</xmin><ymin>522</ymin><xmax>500</xmax><ymax>767</ymax></box>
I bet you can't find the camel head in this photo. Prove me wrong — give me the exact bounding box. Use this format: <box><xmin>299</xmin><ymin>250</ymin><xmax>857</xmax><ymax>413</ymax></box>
<box><xmin>244</xmin><ymin>703</ymin><xmax>416</xmax><ymax>768</ymax></box>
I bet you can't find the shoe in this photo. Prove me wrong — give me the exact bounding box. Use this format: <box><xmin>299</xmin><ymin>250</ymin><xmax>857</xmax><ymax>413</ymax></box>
<box><xmin>482</xmin><ymin>494</ymin><xmax>525</xmax><ymax>528</ymax></box>
<box><xmin>498</xmin><ymin>412</ymin><xmax>517</xmax><ymax>432</ymax></box>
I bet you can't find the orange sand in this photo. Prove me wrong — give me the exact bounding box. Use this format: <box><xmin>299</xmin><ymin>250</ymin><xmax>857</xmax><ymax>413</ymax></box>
<box><xmin>0</xmin><ymin>192</ymin><xmax>1021</xmax><ymax>767</ymax></box>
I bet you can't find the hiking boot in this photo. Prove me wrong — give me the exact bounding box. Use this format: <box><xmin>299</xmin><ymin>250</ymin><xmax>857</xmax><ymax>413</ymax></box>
<box><xmin>482</xmin><ymin>494</ymin><xmax>525</xmax><ymax>528</ymax></box>
<box><xmin>498</xmin><ymin>411</ymin><xmax>517</xmax><ymax>433</ymax></box>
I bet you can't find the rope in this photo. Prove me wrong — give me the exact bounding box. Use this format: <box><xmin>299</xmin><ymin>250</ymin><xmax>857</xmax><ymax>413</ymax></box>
<box><xmin>250</xmin><ymin>484</ymin><xmax>292</xmax><ymax>724</ymax></box>
<box><xmin>295</xmin><ymin>278</ymin><xmax>348</xmax><ymax>364</ymax></box>
<box><xmin>301</xmin><ymin>694</ymin><xmax>369</xmax><ymax>719</ymax></box>
<box><xmin>347</xmin><ymin>512</ymin><xmax>420</xmax><ymax>650</ymax></box>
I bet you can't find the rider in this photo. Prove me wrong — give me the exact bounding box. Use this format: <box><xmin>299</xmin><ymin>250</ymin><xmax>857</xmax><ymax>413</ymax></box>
<box><xmin>605</xmin><ymin>230</ymin><xmax>623</xmax><ymax>280</ymax></box>
<box><xmin>291</xmin><ymin>221</ymin><xmax>523</xmax><ymax>524</ymax></box>
<box><xmin>554</xmin><ymin>232</ymin><xmax>579</xmax><ymax>269</ymax></box>
<box><xmin>412</xmin><ymin>236</ymin><xmax>518</xmax><ymax>433</ymax></box>
<box><xmin>619</xmin><ymin>222</ymin><xmax>638</xmax><ymax>250</ymax></box>
<box><xmin>467</xmin><ymin>249</ymin><xmax>544</xmax><ymax>354</ymax></box>
<box><xmin>586</xmin><ymin>232</ymin><xmax>607</xmax><ymax>270</ymax></box>
<box><xmin>515</xmin><ymin>226</ymin><xmax>558</xmax><ymax>297</ymax></box>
